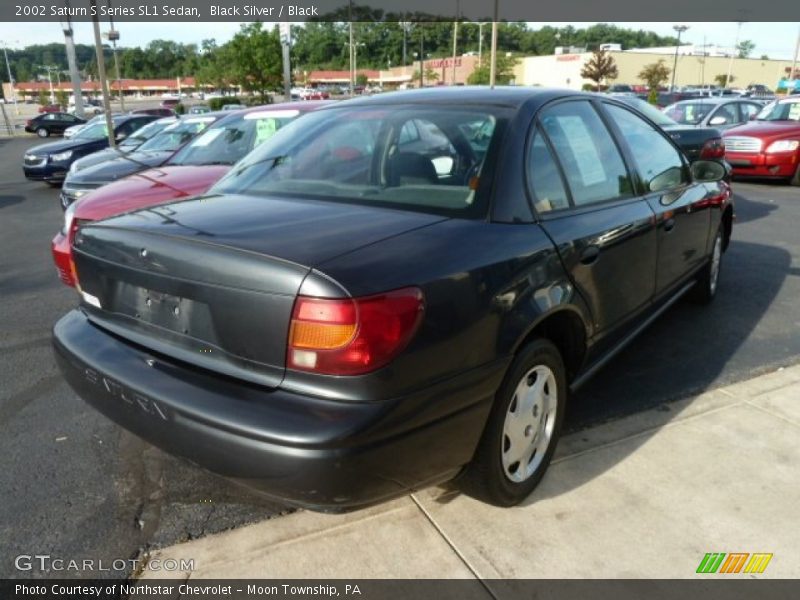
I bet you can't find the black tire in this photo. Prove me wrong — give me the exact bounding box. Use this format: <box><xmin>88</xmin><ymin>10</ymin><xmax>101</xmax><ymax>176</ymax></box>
<box><xmin>459</xmin><ymin>338</ymin><xmax>566</xmax><ymax>507</ymax></box>
<box><xmin>36</xmin><ymin>127</ymin><xmax>49</xmax><ymax>138</ymax></box>
<box><xmin>691</xmin><ymin>227</ymin><xmax>723</xmax><ymax>304</ymax></box>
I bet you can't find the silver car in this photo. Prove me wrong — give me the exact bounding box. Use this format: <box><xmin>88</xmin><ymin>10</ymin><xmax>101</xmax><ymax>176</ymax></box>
<box><xmin>662</xmin><ymin>97</ymin><xmax>764</xmax><ymax>130</ymax></box>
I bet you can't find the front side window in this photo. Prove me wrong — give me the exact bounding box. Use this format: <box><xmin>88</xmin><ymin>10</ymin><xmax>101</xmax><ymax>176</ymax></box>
<box><xmin>605</xmin><ymin>104</ymin><xmax>686</xmax><ymax>193</ymax></box>
<box><xmin>755</xmin><ymin>100</ymin><xmax>800</xmax><ymax>122</ymax></box>
<box><xmin>211</xmin><ymin>105</ymin><xmax>504</xmax><ymax>218</ymax></box>
<box><xmin>663</xmin><ymin>102</ymin><xmax>714</xmax><ymax>125</ymax></box>
<box><xmin>538</xmin><ymin>101</ymin><xmax>633</xmax><ymax>207</ymax></box>
<box><xmin>73</xmin><ymin>122</ymin><xmax>110</xmax><ymax>140</ymax></box>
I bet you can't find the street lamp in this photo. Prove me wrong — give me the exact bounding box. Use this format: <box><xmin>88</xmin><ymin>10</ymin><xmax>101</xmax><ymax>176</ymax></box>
<box><xmin>2</xmin><ymin>40</ymin><xmax>20</xmax><ymax>115</ymax></box>
<box><xmin>670</xmin><ymin>25</ymin><xmax>689</xmax><ymax>92</ymax></box>
<box><xmin>472</xmin><ymin>22</ymin><xmax>489</xmax><ymax>67</ymax></box>
<box><xmin>105</xmin><ymin>27</ymin><xmax>124</xmax><ymax>111</ymax></box>
<box><xmin>725</xmin><ymin>21</ymin><xmax>744</xmax><ymax>89</ymax></box>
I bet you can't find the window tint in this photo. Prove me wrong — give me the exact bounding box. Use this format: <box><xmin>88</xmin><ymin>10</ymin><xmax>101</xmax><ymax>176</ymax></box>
<box><xmin>527</xmin><ymin>130</ymin><xmax>570</xmax><ymax>213</ymax></box>
<box><xmin>539</xmin><ymin>101</ymin><xmax>633</xmax><ymax>207</ymax></box>
<box><xmin>605</xmin><ymin>104</ymin><xmax>686</xmax><ymax>193</ymax></box>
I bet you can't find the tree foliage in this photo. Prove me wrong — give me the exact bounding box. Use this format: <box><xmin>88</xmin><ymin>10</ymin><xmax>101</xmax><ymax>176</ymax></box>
<box><xmin>466</xmin><ymin>54</ymin><xmax>519</xmax><ymax>85</ymax></box>
<box><xmin>736</xmin><ymin>40</ymin><xmax>755</xmax><ymax>59</ymax></box>
<box><xmin>714</xmin><ymin>73</ymin><xmax>735</xmax><ymax>87</ymax></box>
<box><xmin>580</xmin><ymin>49</ymin><xmax>618</xmax><ymax>90</ymax></box>
<box><xmin>638</xmin><ymin>60</ymin><xmax>671</xmax><ymax>89</ymax></box>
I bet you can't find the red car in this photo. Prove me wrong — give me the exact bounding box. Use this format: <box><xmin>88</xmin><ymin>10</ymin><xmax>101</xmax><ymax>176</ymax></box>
<box><xmin>38</xmin><ymin>104</ymin><xmax>62</xmax><ymax>114</ymax></box>
<box><xmin>52</xmin><ymin>101</ymin><xmax>331</xmax><ymax>287</ymax></box>
<box><xmin>723</xmin><ymin>96</ymin><xmax>800</xmax><ymax>185</ymax></box>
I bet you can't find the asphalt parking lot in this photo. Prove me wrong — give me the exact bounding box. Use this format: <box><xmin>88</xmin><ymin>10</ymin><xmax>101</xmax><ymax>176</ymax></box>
<box><xmin>2</xmin><ymin>134</ymin><xmax>799</xmax><ymax>578</ymax></box>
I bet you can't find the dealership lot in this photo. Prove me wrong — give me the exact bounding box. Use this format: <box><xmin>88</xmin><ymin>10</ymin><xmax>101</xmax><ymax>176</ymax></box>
<box><xmin>1</xmin><ymin>134</ymin><xmax>799</xmax><ymax>577</ymax></box>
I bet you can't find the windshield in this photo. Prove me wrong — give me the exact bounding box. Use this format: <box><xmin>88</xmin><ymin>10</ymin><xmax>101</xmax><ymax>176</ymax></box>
<box><xmin>210</xmin><ymin>104</ymin><xmax>504</xmax><ymax>218</ymax></box>
<box><xmin>616</xmin><ymin>97</ymin><xmax>677</xmax><ymax>127</ymax></box>
<box><xmin>73</xmin><ymin>121</ymin><xmax>111</xmax><ymax>141</ymax></box>
<box><xmin>136</xmin><ymin>117</ymin><xmax>215</xmax><ymax>152</ymax></box>
<box><xmin>663</xmin><ymin>102</ymin><xmax>716</xmax><ymax>125</ymax></box>
<box><xmin>170</xmin><ymin>110</ymin><xmax>301</xmax><ymax>166</ymax></box>
<box><xmin>120</xmin><ymin>119</ymin><xmax>173</xmax><ymax>147</ymax></box>
<box><xmin>755</xmin><ymin>100</ymin><xmax>800</xmax><ymax>122</ymax></box>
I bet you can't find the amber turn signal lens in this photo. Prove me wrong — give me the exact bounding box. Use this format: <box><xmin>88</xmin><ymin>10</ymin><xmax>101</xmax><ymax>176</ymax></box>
<box><xmin>289</xmin><ymin>321</ymin><xmax>356</xmax><ymax>349</ymax></box>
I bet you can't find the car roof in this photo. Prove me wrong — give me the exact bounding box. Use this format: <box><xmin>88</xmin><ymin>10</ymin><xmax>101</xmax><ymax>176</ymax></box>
<box><xmin>328</xmin><ymin>86</ymin><xmax>581</xmax><ymax>109</ymax></box>
<box><xmin>671</xmin><ymin>97</ymin><xmax>748</xmax><ymax>106</ymax></box>
<box><xmin>239</xmin><ymin>100</ymin><xmax>335</xmax><ymax>113</ymax></box>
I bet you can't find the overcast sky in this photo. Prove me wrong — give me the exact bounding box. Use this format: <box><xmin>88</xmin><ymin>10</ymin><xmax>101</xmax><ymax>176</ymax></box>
<box><xmin>1</xmin><ymin>21</ymin><xmax>799</xmax><ymax>60</ymax></box>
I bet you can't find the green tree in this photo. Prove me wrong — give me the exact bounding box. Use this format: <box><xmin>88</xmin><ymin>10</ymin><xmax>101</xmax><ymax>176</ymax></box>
<box><xmin>714</xmin><ymin>73</ymin><xmax>735</xmax><ymax>87</ymax></box>
<box><xmin>225</xmin><ymin>23</ymin><xmax>282</xmax><ymax>100</ymax></box>
<box><xmin>467</xmin><ymin>54</ymin><xmax>519</xmax><ymax>85</ymax></box>
<box><xmin>638</xmin><ymin>60</ymin><xmax>671</xmax><ymax>102</ymax></box>
<box><xmin>580</xmin><ymin>48</ymin><xmax>618</xmax><ymax>90</ymax></box>
<box><xmin>736</xmin><ymin>40</ymin><xmax>755</xmax><ymax>59</ymax></box>
<box><xmin>355</xmin><ymin>72</ymin><xmax>368</xmax><ymax>86</ymax></box>
<box><xmin>37</xmin><ymin>89</ymin><xmax>48</xmax><ymax>105</ymax></box>
<box><xmin>55</xmin><ymin>89</ymin><xmax>68</xmax><ymax>108</ymax></box>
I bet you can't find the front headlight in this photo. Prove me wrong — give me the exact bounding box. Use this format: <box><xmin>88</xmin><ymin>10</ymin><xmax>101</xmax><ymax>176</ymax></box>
<box><xmin>61</xmin><ymin>202</ymin><xmax>77</xmax><ymax>236</ymax></box>
<box><xmin>51</xmin><ymin>150</ymin><xmax>74</xmax><ymax>162</ymax></box>
<box><xmin>765</xmin><ymin>140</ymin><xmax>800</xmax><ymax>154</ymax></box>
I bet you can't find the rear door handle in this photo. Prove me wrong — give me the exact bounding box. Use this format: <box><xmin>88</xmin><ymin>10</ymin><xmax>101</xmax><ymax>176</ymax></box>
<box><xmin>579</xmin><ymin>245</ymin><xmax>600</xmax><ymax>265</ymax></box>
<box><xmin>664</xmin><ymin>218</ymin><xmax>676</xmax><ymax>232</ymax></box>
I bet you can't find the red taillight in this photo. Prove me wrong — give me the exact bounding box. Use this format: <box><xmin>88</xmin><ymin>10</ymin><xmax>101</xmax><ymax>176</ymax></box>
<box><xmin>700</xmin><ymin>138</ymin><xmax>725</xmax><ymax>159</ymax></box>
<box><xmin>287</xmin><ymin>287</ymin><xmax>424</xmax><ymax>375</ymax></box>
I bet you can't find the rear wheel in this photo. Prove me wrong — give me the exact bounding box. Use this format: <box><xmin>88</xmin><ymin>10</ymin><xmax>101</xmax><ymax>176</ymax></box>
<box><xmin>460</xmin><ymin>338</ymin><xmax>566</xmax><ymax>506</ymax></box>
<box><xmin>36</xmin><ymin>127</ymin><xmax>49</xmax><ymax>138</ymax></box>
<box><xmin>691</xmin><ymin>227</ymin><xmax>723</xmax><ymax>304</ymax></box>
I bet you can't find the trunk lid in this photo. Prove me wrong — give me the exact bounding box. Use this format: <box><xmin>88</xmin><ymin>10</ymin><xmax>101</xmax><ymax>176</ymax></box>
<box><xmin>72</xmin><ymin>193</ymin><xmax>445</xmax><ymax>387</ymax></box>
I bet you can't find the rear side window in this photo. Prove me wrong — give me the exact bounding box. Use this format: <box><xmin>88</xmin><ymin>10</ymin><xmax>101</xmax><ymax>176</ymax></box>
<box><xmin>527</xmin><ymin>130</ymin><xmax>570</xmax><ymax>213</ymax></box>
<box><xmin>605</xmin><ymin>104</ymin><xmax>686</xmax><ymax>192</ymax></box>
<box><xmin>539</xmin><ymin>101</ymin><xmax>633</xmax><ymax>207</ymax></box>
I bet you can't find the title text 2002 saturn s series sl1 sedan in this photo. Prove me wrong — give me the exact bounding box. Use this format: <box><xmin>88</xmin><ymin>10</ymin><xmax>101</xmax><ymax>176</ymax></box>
<box><xmin>53</xmin><ymin>88</ymin><xmax>733</xmax><ymax>510</ymax></box>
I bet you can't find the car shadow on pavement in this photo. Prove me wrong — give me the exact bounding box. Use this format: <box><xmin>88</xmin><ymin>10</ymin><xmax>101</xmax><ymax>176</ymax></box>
<box><xmin>728</xmin><ymin>188</ymin><xmax>779</xmax><ymax>224</ymax></box>
<box><xmin>0</xmin><ymin>194</ymin><xmax>25</xmax><ymax>209</ymax></box>
<box><xmin>523</xmin><ymin>239</ymin><xmax>791</xmax><ymax>504</ymax></box>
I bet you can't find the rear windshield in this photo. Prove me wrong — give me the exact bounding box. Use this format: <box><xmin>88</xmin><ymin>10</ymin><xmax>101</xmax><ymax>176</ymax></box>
<box><xmin>210</xmin><ymin>104</ymin><xmax>505</xmax><ymax>218</ymax></box>
<box><xmin>663</xmin><ymin>102</ymin><xmax>715</xmax><ymax>125</ymax></box>
<box><xmin>137</xmin><ymin>117</ymin><xmax>215</xmax><ymax>152</ymax></box>
<box><xmin>170</xmin><ymin>109</ymin><xmax>301</xmax><ymax>166</ymax></box>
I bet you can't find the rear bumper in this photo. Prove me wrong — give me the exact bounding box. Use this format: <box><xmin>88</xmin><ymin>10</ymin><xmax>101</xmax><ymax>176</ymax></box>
<box><xmin>53</xmin><ymin>310</ymin><xmax>502</xmax><ymax>511</ymax></box>
<box><xmin>727</xmin><ymin>151</ymin><xmax>799</xmax><ymax>179</ymax></box>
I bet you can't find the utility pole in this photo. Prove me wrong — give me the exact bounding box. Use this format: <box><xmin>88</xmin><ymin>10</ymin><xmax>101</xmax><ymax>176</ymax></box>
<box><xmin>451</xmin><ymin>0</ymin><xmax>460</xmax><ymax>85</ymax></box>
<box><xmin>2</xmin><ymin>42</ymin><xmax>19</xmax><ymax>115</ymax></box>
<box><xmin>419</xmin><ymin>24</ymin><xmax>424</xmax><ymax>88</ymax></box>
<box><xmin>725</xmin><ymin>21</ymin><xmax>743</xmax><ymax>89</ymax></box>
<box><xmin>489</xmin><ymin>0</ymin><xmax>498</xmax><ymax>88</ymax></box>
<box><xmin>790</xmin><ymin>25</ymin><xmax>800</xmax><ymax>86</ymax></box>
<box><xmin>670</xmin><ymin>25</ymin><xmax>688</xmax><ymax>92</ymax></box>
<box><xmin>476</xmin><ymin>22</ymin><xmax>487</xmax><ymax>67</ymax></box>
<box><xmin>348</xmin><ymin>0</ymin><xmax>354</xmax><ymax>96</ymax></box>
<box><xmin>90</xmin><ymin>0</ymin><xmax>115</xmax><ymax>148</ymax></box>
<box><xmin>279</xmin><ymin>23</ymin><xmax>291</xmax><ymax>101</ymax></box>
<box><xmin>61</xmin><ymin>8</ymin><xmax>84</xmax><ymax>119</ymax></box>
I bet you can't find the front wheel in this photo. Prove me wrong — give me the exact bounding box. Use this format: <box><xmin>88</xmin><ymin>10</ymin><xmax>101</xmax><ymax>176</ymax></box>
<box><xmin>691</xmin><ymin>228</ymin><xmax>723</xmax><ymax>304</ymax></box>
<box><xmin>459</xmin><ymin>338</ymin><xmax>566</xmax><ymax>506</ymax></box>
<box><xmin>36</xmin><ymin>127</ymin><xmax>49</xmax><ymax>138</ymax></box>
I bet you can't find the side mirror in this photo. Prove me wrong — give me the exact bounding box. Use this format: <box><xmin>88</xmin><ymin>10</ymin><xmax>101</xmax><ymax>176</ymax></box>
<box><xmin>709</xmin><ymin>116</ymin><xmax>728</xmax><ymax>126</ymax></box>
<box><xmin>115</xmin><ymin>133</ymin><xmax>127</xmax><ymax>142</ymax></box>
<box><xmin>690</xmin><ymin>160</ymin><xmax>726</xmax><ymax>183</ymax></box>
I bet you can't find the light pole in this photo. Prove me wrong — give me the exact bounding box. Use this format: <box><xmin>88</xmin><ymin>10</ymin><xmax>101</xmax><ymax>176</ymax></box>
<box><xmin>489</xmin><ymin>0</ymin><xmax>498</xmax><ymax>89</ymax></box>
<box><xmin>38</xmin><ymin>65</ymin><xmax>58</xmax><ymax>104</ymax></box>
<box><xmin>451</xmin><ymin>0</ymin><xmax>460</xmax><ymax>85</ymax></box>
<box><xmin>105</xmin><ymin>27</ymin><xmax>124</xmax><ymax>111</ymax></box>
<box><xmin>474</xmin><ymin>22</ymin><xmax>488</xmax><ymax>67</ymax></box>
<box><xmin>670</xmin><ymin>25</ymin><xmax>689</xmax><ymax>92</ymax></box>
<box><xmin>61</xmin><ymin>10</ymin><xmax>85</xmax><ymax>118</ymax></box>
<box><xmin>89</xmin><ymin>0</ymin><xmax>115</xmax><ymax>148</ymax></box>
<box><xmin>2</xmin><ymin>41</ymin><xmax>19</xmax><ymax>115</ymax></box>
<box><xmin>354</xmin><ymin>41</ymin><xmax>365</xmax><ymax>90</ymax></box>
<box><xmin>725</xmin><ymin>21</ymin><xmax>744</xmax><ymax>89</ymax></box>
